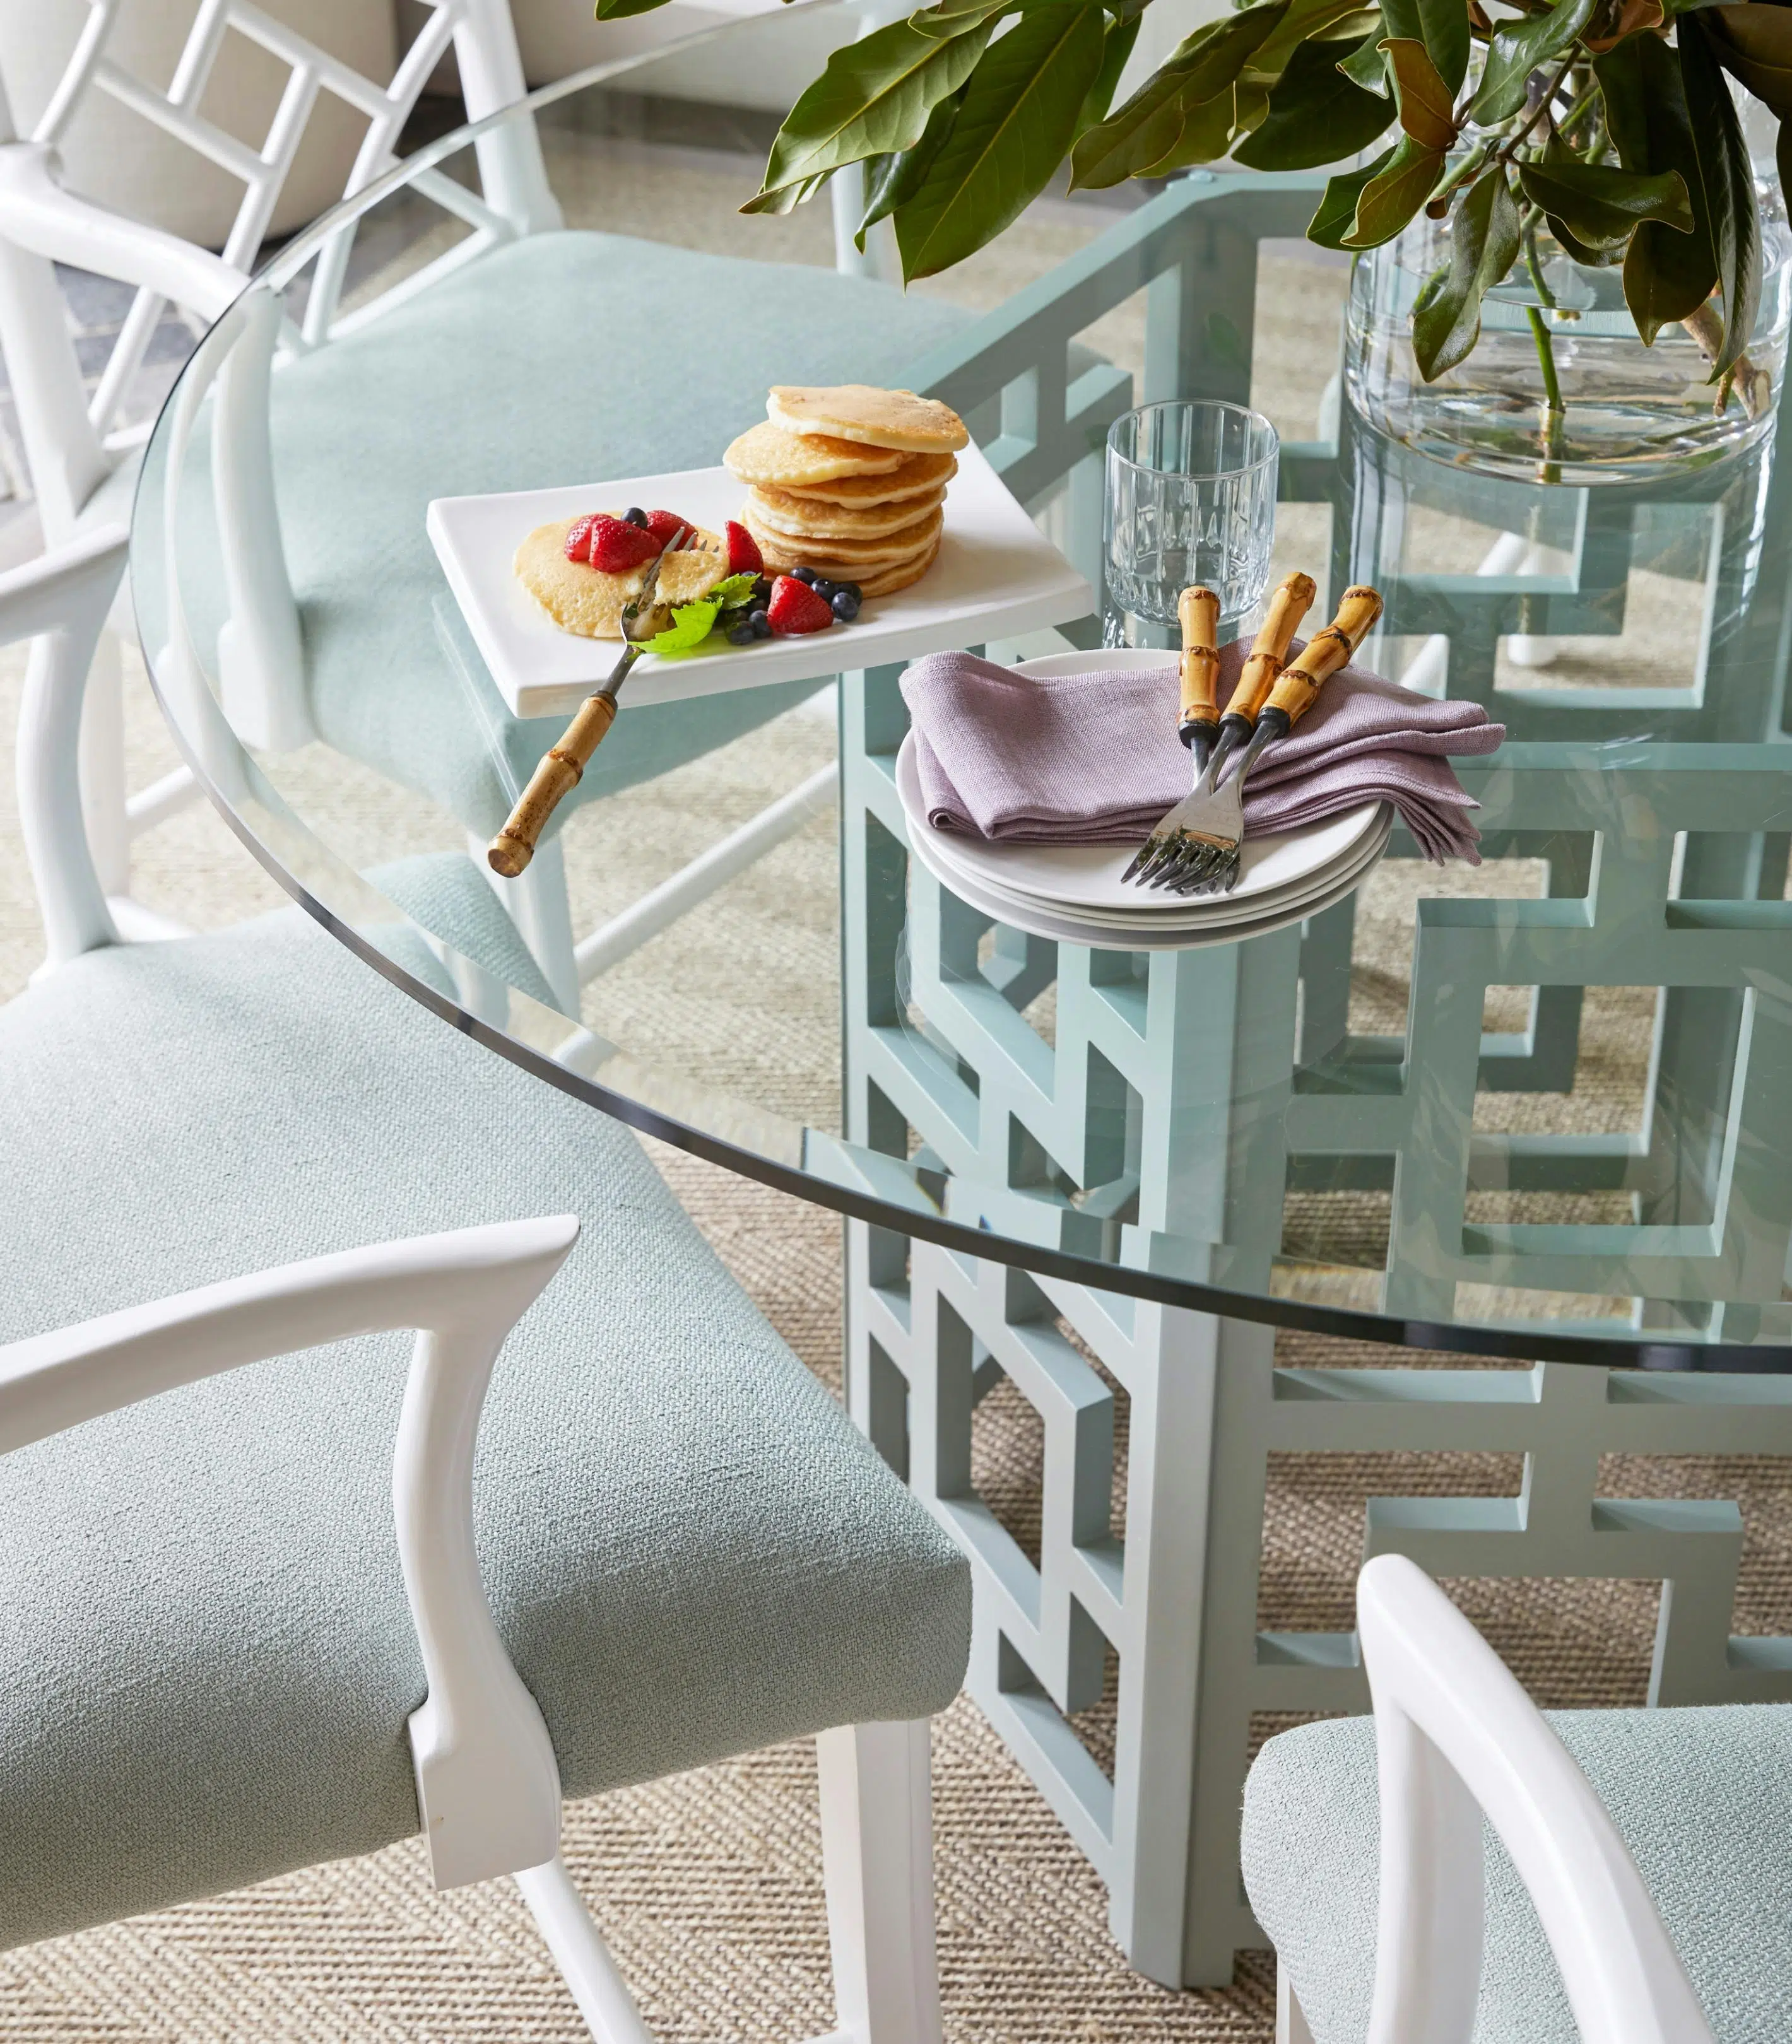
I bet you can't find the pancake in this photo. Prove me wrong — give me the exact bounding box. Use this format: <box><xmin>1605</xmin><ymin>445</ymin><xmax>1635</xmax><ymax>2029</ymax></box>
<box><xmin>515</xmin><ymin>517</ymin><xmax>726</xmax><ymax>640</ymax></box>
<box><xmin>744</xmin><ymin>503</ymin><xmax>943</xmax><ymax>572</ymax></box>
<box><xmin>767</xmin><ymin>384</ymin><xmax>968</xmax><ymax>454</ymax></box>
<box><xmin>748</xmin><ymin>482</ymin><xmax>947</xmax><ymax>540</ymax></box>
<box><xmin>724</xmin><ymin>420</ymin><xmax>909</xmax><ymax>488</ymax></box>
<box><xmin>773</xmin><ymin>452</ymin><xmax>957</xmax><ymax>507</ymax></box>
<box><xmin>855</xmin><ymin>534</ymin><xmax>941</xmax><ymax>597</ymax></box>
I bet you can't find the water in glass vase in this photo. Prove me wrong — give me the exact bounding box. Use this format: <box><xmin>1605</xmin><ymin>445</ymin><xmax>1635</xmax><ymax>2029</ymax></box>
<box><xmin>1347</xmin><ymin>192</ymin><xmax>1792</xmax><ymax>486</ymax></box>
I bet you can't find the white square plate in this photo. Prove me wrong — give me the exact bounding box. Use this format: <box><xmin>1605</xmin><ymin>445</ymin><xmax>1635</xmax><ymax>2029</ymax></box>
<box><xmin>427</xmin><ymin>439</ymin><xmax>1093</xmax><ymax>720</ymax></box>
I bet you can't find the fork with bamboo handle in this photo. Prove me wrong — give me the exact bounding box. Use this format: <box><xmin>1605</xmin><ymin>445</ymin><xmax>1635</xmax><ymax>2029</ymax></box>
<box><xmin>1124</xmin><ymin>571</ymin><xmax>1318</xmax><ymax>888</ymax></box>
<box><xmin>1170</xmin><ymin>582</ymin><xmax>1384</xmax><ymax>898</ymax></box>
<box><xmin>488</xmin><ymin>529</ymin><xmax>695</xmax><ymax>879</ymax></box>
<box><xmin>1176</xmin><ymin>585</ymin><xmax>1222</xmax><ymax>772</ymax></box>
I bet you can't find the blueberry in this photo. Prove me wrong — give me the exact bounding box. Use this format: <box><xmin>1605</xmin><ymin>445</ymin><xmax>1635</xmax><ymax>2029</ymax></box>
<box><xmin>728</xmin><ymin>620</ymin><xmax>757</xmax><ymax>646</ymax></box>
<box><xmin>831</xmin><ymin>589</ymin><xmax>860</xmax><ymax>622</ymax></box>
<box><xmin>812</xmin><ymin>579</ymin><xmax>837</xmax><ymax>602</ymax></box>
<box><xmin>750</xmin><ymin>609</ymin><xmax>772</xmax><ymax>638</ymax></box>
<box><xmin>791</xmin><ymin>566</ymin><xmax>816</xmax><ymax>584</ymax></box>
<box><xmin>623</xmin><ymin>506</ymin><xmax>647</xmax><ymax>527</ymax></box>
<box><xmin>837</xmin><ymin>582</ymin><xmax>861</xmax><ymax>603</ymax></box>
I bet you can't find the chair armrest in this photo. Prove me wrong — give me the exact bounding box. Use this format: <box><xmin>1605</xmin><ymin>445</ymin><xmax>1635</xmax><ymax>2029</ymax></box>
<box><xmin>0</xmin><ymin>141</ymin><xmax>243</xmax><ymax>323</ymax></box>
<box><xmin>1357</xmin><ymin>1553</ymin><xmax>1713</xmax><ymax>2044</ymax></box>
<box><xmin>11</xmin><ymin>526</ymin><xmax>129</xmax><ymax>970</ymax></box>
<box><xmin>0</xmin><ymin>1214</ymin><xmax>581</xmax><ymax>1891</ymax></box>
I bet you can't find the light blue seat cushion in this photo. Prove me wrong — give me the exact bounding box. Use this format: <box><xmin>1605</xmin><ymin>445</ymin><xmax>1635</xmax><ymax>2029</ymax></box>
<box><xmin>112</xmin><ymin>232</ymin><xmax>969</xmax><ymax>837</ymax></box>
<box><xmin>1242</xmin><ymin>1705</ymin><xmax>1792</xmax><ymax>2041</ymax></box>
<box><xmin>0</xmin><ymin>905</ymin><xmax>970</xmax><ymax>1951</ymax></box>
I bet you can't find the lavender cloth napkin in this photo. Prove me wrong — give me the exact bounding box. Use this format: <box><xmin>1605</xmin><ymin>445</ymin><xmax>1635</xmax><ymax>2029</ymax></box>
<box><xmin>902</xmin><ymin>643</ymin><xmax>1506</xmax><ymax>864</ymax></box>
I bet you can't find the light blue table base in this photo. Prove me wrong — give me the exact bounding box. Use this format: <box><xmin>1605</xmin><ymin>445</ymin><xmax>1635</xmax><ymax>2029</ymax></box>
<box><xmin>840</xmin><ymin>173</ymin><xmax>1792</xmax><ymax>1986</ymax></box>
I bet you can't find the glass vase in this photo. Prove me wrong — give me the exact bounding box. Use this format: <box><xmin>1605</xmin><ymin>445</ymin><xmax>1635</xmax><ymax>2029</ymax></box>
<box><xmin>1345</xmin><ymin>164</ymin><xmax>1792</xmax><ymax>486</ymax></box>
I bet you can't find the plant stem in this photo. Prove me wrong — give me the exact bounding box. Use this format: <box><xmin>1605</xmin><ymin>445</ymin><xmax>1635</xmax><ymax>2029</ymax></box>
<box><xmin>1523</xmin><ymin>215</ymin><xmax>1557</xmax><ymax>309</ymax></box>
<box><xmin>1496</xmin><ymin>51</ymin><xmax>1580</xmax><ymax>164</ymax></box>
<box><xmin>1528</xmin><ymin>303</ymin><xmax>1565</xmax><ymax>483</ymax></box>
<box><xmin>1427</xmin><ymin>139</ymin><xmax>1494</xmax><ymax>214</ymax></box>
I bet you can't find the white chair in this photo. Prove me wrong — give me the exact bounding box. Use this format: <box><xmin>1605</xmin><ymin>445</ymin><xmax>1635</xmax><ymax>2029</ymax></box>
<box><xmin>1241</xmin><ymin>1553</ymin><xmax>1783</xmax><ymax>2042</ymax></box>
<box><xmin>0</xmin><ymin>0</ymin><xmax>970</xmax><ymax>1012</ymax></box>
<box><xmin>3</xmin><ymin>524</ymin><xmax>971</xmax><ymax>2040</ymax></box>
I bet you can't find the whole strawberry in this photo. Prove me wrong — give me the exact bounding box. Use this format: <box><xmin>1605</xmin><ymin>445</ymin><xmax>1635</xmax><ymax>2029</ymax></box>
<box><xmin>563</xmin><ymin>514</ymin><xmax>599</xmax><ymax>563</ymax></box>
<box><xmin>644</xmin><ymin>508</ymin><xmax>689</xmax><ymax>550</ymax></box>
<box><xmin>766</xmin><ymin>573</ymin><xmax>834</xmax><ymax>636</ymax></box>
<box><xmin>587</xmin><ymin>514</ymin><xmax>661</xmax><ymax>574</ymax></box>
<box><xmin>725</xmin><ymin>520</ymin><xmax>763</xmax><ymax>577</ymax></box>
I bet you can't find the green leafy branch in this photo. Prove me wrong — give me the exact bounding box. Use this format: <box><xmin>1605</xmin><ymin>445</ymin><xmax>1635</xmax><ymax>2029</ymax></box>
<box><xmin>597</xmin><ymin>0</ymin><xmax>1791</xmax><ymax>399</ymax></box>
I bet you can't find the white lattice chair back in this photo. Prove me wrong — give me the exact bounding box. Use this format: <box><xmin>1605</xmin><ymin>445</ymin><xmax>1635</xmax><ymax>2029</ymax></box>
<box><xmin>0</xmin><ymin>0</ymin><xmax>558</xmax><ymax>534</ymax></box>
<box><xmin>0</xmin><ymin>0</ymin><xmax>561</xmax><ymax>751</ymax></box>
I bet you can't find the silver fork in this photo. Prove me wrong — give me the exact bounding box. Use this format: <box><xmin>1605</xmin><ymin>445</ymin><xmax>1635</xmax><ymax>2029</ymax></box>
<box><xmin>489</xmin><ymin>525</ymin><xmax>700</xmax><ymax>876</ymax></box>
<box><xmin>1124</xmin><ymin>572</ymin><xmax>1317</xmax><ymax>890</ymax></box>
<box><xmin>1172</xmin><ymin>582</ymin><xmax>1384</xmax><ymax>898</ymax></box>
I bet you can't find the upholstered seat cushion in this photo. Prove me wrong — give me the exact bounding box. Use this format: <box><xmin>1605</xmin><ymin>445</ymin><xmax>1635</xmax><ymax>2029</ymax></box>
<box><xmin>109</xmin><ymin>230</ymin><xmax>969</xmax><ymax>836</ymax></box>
<box><xmin>1242</xmin><ymin>1705</ymin><xmax>1792</xmax><ymax>2040</ymax></box>
<box><xmin>0</xmin><ymin>903</ymin><xmax>970</xmax><ymax>1951</ymax></box>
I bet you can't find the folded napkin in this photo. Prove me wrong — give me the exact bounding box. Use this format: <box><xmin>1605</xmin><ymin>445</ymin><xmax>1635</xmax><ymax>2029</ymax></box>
<box><xmin>902</xmin><ymin>643</ymin><xmax>1505</xmax><ymax>864</ymax></box>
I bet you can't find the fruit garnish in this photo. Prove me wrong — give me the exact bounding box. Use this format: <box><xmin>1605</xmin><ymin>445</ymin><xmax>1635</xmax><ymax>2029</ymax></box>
<box><xmin>564</xmin><ymin>514</ymin><xmax>598</xmax><ymax>563</ymax></box>
<box><xmin>767</xmin><ymin>575</ymin><xmax>834</xmax><ymax>635</ymax></box>
<box><xmin>644</xmin><ymin>508</ymin><xmax>688</xmax><ymax>549</ymax></box>
<box><xmin>642</xmin><ymin>598</ymin><xmax>723</xmax><ymax>655</ymax></box>
<box><xmin>725</xmin><ymin>520</ymin><xmax>763</xmax><ymax>576</ymax></box>
<box><xmin>587</xmin><ymin>515</ymin><xmax>661</xmax><ymax>573</ymax></box>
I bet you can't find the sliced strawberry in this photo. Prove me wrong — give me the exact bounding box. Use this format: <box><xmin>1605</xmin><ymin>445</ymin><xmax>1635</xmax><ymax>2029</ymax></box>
<box><xmin>725</xmin><ymin>520</ymin><xmax>763</xmax><ymax>577</ymax></box>
<box><xmin>766</xmin><ymin>573</ymin><xmax>834</xmax><ymax>636</ymax></box>
<box><xmin>563</xmin><ymin>514</ymin><xmax>599</xmax><ymax>563</ymax></box>
<box><xmin>587</xmin><ymin>515</ymin><xmax>661</xmax><ymax>574</ymax></box>
<box><xmin>644</xmin><ymin>508</ymin><xmax>689</xmax><ymax>550</ymax></box>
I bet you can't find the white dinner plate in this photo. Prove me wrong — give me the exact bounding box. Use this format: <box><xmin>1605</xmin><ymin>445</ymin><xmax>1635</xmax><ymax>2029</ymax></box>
<box><xmin>427</xmin><ymin>440</ymin><xmax>1091</xmax><ymax>720</ymax></box>
<box><xmin>904</xmin><ymin>801</ymin><xmax>1391</xmax><ymax>951</ymax></box>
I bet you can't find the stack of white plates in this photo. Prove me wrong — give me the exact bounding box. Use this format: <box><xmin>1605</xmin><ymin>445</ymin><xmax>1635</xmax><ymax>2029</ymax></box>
<box><xmin>895</xmin><ymin>653</ymin><xmax>1392</xmax><ymax>952</ymax></box>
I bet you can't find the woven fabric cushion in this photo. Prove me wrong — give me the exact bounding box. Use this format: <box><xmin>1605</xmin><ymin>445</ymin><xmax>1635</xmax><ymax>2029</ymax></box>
<box><xmin>1242</xmin><ymin>1704</ymin><xmax>1792</xmax><ymax>2040</ymax></box>
<box><xmin>0</xmin><ymin>904</ymin><xmax>970</xmax><ymax>1952</ymax></box>
<box><xmin>107</xmin><ymin>230</ymin><xmax>969</xmax><ymax>837</ymax></box>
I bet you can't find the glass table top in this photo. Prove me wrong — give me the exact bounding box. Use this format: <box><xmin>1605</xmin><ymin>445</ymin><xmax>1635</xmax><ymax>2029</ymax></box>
<box><xmin>132</xmin><ymin>4</ymin><xmax>1792</xmax><ymax>1370</ymax></box>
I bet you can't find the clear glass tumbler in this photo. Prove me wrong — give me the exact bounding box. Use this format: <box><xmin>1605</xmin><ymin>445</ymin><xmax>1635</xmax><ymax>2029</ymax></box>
<box><xmin>1104</xmin><ymin>401</ymin><xmax>1279</xmax><ymax>646</ymax></box>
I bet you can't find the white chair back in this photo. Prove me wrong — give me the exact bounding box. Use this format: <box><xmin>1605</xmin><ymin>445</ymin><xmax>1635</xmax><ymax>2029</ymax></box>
<box><xmin>0</xmin><ymin>0</ymin><xmax>559</xmax><ymax>535</ymax></box>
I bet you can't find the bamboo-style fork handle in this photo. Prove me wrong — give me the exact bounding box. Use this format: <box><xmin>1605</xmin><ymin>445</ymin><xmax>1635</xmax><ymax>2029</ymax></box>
<box><xmin>1177</xmin><ymin>585</ymin><xmax>1222</xmax><ymax>751</ymax></box>
<box><xmin>488</xmin><ymin>690</ymin><xmax>620</xmax><ymax>878</ymax></box>
<box><xmin>1263</xmin><ymin>584</ymin><xmax>1383</xmax><ymax>730</ymax></box>
<box><xmin>1228</xmin><ymin>570</ymin><xmax>1317</xmax><ymax>729</ymax></box>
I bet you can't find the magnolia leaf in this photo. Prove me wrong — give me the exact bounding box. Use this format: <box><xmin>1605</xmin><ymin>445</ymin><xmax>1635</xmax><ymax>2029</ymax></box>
<box><xmin>1379</xmin><ymin>0</ymin><xmax>1470</xmax><ymax>95</ymax></box>
<box><xmin>909</xmin><ymin>0</ymin><xmax>1015</xmax><ymax>40</ymax></box>
<box><xmin>898</xmin><ymin>1</ymin><xmax>1107</xmax><ymax>278</ymax></box>
<box><xmin>1470</xmin><ymin>0</ymin><xmax>1601</xmax><ymax>123</ymax></box>
<box><xmin>1336</xmin><ymin>21</ymin><xmax>1391</xmax><ymax>88</ymax></box>
<box><xmin>858</xmin><ymin>86</ymin><xmax>964</xmax><ymax>247</ymax></box>
<box><xmin>1583</xmin><ymin>0</ymin><xmax>1663</xmax><ymax>54</ymax></box>
<box><xmin>1515</xmin><ymin>158</ymin><xmax>1694</xmax><ymax>250</ymax></box>
<box><xmin>1242</xmin><ymin>0</ymin><xmax>1376</xmax><ymax>84</ymax></box>
<box><xmin>1070</xmin><ymin>1</ymin><xmax>1288</xmax><ymax>185</ymax></box>
<box><xmin>1075</xmin><ymin>13</ymin><xmax>1143</xmax><ymax>139</ymax></box>
<box><xmin>1143</xmin><ymin>82</ymin><xmax>1246</xmax><ymax>172</ymax></box>
<box><xmin>1411</xmin><ymin>165</ymin><xmax>1521</xmax><ymax>378</ymax></box>
<box><xmin>752</xmin><ymin>14</ymin><xmax>996</xmax><ymax>208</ymax></box>
<box><xmin>1379</xmin><ymin>35</ymin><xmax>1456</xmax><ymax>149</ymax></box>
<box><xmin>1704</xmin><ymin>2</ymin><xmax>1792</xmax><ymax>116</ymax></box>
<box><xmin>595</xmin><ymin>0</ymin><xmax>673</xmax><ymax>19</ymax></box>
<box><xmin>1594</xmin><ymin>32</ymin><xmax>1717</xmax><ymax>337</ymax></box>
<box><xmin>1342</xmin><ymin>131</ymin><xmax>1446</xmax><ymax>246</ymax></box>
<box><xmin>1680</xmin><ymin>10</ymin><xmax>1762</xmax><ymax>377</ymax></box>
<box><xmin>1307</xmin><ymin>143</ymin><xmax>1395</xmax><ymax>246</ymax></box>
<box><xmin>1234</xmin><ymin>35</ymin><xmax>1394</xmax><ymax>167</ymax></box>
<box><xmin>740</xmin><ymin>170</ymin><xmax>832</xmax><ymax>216</ymax></box>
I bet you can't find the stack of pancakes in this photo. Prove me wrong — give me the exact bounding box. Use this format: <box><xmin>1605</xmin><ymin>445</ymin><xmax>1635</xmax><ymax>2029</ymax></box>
<box><xmin>724</xmin><ymin>385</ymin><xmax>968</xmax><ymax>597</ymax></box>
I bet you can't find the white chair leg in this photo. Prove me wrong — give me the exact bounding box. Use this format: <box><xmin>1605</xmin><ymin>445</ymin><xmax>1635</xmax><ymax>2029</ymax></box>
<box><xmin>1276</xmin><ymin>1967</ymin><xmax>1316</xmax><ymax>2044</ymax></box>
<box><xmin>78</xmin><ymin>626</ymin><xmax>129</xmax><ymax>896</ymax></box>
<box><xmin>815</xmin><ymin>1719</ymin><xmax>943</xmax><ymax>2044</ymax></box>
<box><xmin>514</xmin><ymin>1856</ymin><xmax>656</xmax><ymax>2044</ymax></box>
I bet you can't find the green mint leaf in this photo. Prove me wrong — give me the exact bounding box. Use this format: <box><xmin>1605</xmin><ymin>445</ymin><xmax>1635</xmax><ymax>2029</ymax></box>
<box><xmin>642</xmin><ymin>599</ymin><xmax>722</xmax><ymax>655</ymax></box>
<box><xmin>710</xmin><ymin>573</ymin><xmax>762</xmax><ymax>609</ymax></box>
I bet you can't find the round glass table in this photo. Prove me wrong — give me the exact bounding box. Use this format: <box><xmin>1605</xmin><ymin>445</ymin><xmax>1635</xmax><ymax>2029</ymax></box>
<box><xmin>121</xmin><ymin>6</ymin><xmax>1792</xmax><ymax>1985</ymax></box>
